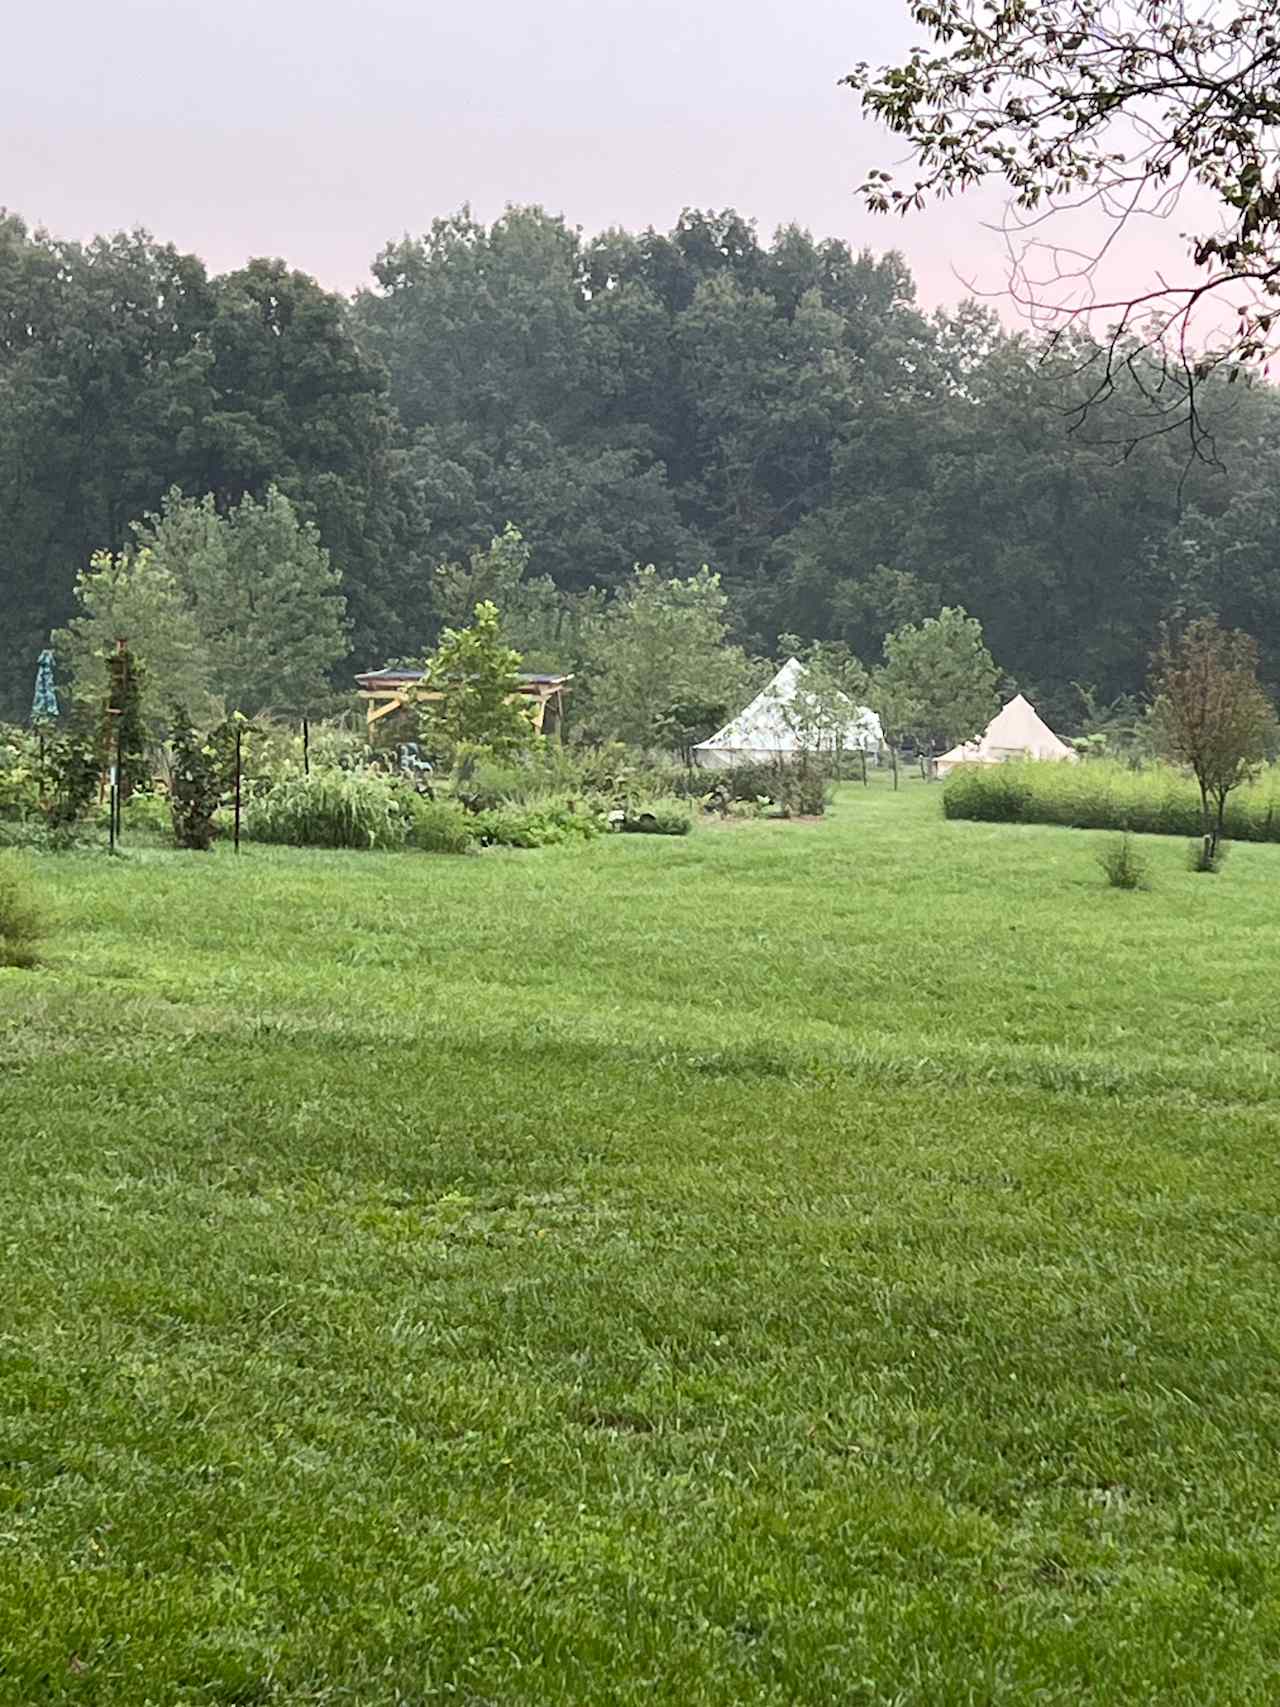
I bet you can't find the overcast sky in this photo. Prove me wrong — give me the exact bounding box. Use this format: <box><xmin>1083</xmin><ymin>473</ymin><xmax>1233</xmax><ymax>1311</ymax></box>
<box><xmin>4</xmin><ymin>0</ymin><xmax>1197</xmax><ymax>315</ymax></box>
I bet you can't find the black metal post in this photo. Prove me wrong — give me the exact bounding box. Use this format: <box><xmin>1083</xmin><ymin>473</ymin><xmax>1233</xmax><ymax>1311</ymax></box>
<box><xmin>303</xmin><ymin>716</ymin><xmax>310</xmax><ymax>776</ymax></box>
<box><xmin>115</xmin><ymin>709</ymin><xmax>124</xmax><ymax>842</ymax></box>
<box><xmin>234</xmin><ymin>725</ymin><xmax>243</xmax><ymax>855</ymax></box>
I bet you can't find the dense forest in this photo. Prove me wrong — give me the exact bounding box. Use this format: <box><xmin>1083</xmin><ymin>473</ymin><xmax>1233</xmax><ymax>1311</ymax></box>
<box><xmin>4</xmin><ymin>202</ymin><xmax>1280</xmax><ymax>727</ymax></box>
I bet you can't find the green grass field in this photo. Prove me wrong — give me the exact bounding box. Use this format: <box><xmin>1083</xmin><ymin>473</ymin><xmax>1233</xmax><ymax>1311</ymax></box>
<box><xmin>3</xmin><ymin>781</ymin><xmax>1280</xmax><ymax>1704</ymax></box>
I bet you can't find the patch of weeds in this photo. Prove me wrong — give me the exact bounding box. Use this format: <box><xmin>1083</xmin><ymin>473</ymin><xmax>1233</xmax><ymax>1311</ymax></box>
<box><xmin>0</xmin><ymin>866</ymin><xmax>43</xmax><ymax>968</ymax></box>
<box><xmin>1097</xmin><ymin>833</ymin><xmax>1151</xmax><ymax>890</ymax></box>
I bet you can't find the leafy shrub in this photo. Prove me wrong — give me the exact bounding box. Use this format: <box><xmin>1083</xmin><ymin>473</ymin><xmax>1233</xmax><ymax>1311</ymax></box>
<box><xmin>941</xmin><ymin>764</ymin><xmax>1034</xmax><ymax>824</ymax></box>
<box><xmin>123</xmin><ymin>791</ymin><xmax>173</xmax><ymax>835</ymax></box>
<box><xmin>693</xmin><ymin>759</ymin><xmax>831</xmax><ymax>816</ymax></box>
<box><xmin>169</xmin><ymin>710</ymin><xmax>235</xmax><ymax>850</ymax></box>
<box><xmin>43</xmin><ymin>732</ymin><xmax>101</xmax><ymax>830</ymax></box>
<box><xmin>470</xmin><ymin>802</ymin><xmax>602</xmax><ymax>848</ymax></box>
<box><xmin>246</xmin><ymin>768</ymin><xmax>412</xmax><ymax>850</ymax></box>
<box><xmin>249</xmin><ymin>719</ymin><xmax>373</xmax><ymax>787</ymax></box>
<box><xmin>0</xmin><ymin>866</ymin><xmax>43</xmax><ymax>968</ymax></box>
<box><xmin>616</xmin><ymin>799</ymin><xmax>693</xmax><ymax>836</ymax></box>
<box><xmin>1190</xmin><ymin>836</ymin><xmax>1229</xmax><ymax>874</ymax></box>
<box><xmin>405</xmin><ymin>796</ymin><xmax>477</xmax><ymax>854</ymax></box>
<box><xmin>95</xmin><ymin>789</ymin><xmax>172</xmax><ymax>836</ymax></box>
<box><xmin>943</xmin><ymin>758</ymin><xmax>1280</xmax><ymax>842</ymax></box>
<box><xmin>0</xmin><ymin>726</ymin><xmax>41</xmax><ymax>821</ymax></box>
<box><xmin>1097</xmin><ymin>834</ymin><xmax>1150</xmax><ymax>890</ymax></box>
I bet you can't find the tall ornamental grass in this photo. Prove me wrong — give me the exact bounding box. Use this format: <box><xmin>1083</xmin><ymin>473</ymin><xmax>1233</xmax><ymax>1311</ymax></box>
<box><xmin>246</xmin><ymin>771</ymin><xmax>412</xmax><ymax>850</ymax></box>
<box><xmin>943</xmin><ymin>758</ymin><xmax>1280</xmax><ymax>842</ymax></box>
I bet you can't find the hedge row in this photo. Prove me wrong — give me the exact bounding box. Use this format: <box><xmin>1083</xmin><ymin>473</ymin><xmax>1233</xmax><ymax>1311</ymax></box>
<box><xmin>942</xmin><ymin>759</ymin><xmax>1280</xmax><ymax>843</ymax></box>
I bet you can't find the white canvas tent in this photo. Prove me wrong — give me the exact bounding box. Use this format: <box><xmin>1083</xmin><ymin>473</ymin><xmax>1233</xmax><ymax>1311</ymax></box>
<box><xmin>692</xmin><ymin>657</ymin><xmax>883</xmax><ymax>770</ymax></box>
<box><xmin>934</xmin><ymin>693</ymin><xmax>1077</xmax><ymax>778</ymax></box>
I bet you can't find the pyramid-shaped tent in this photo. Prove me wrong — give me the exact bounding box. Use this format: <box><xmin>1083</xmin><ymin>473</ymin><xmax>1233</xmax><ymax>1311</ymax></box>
<box><xmin>934</xmin><ymin>694</ymin><xmax>1076</xmax><ymax>778</ymax></box>
<box><xmin>692</xmin><ymin>658</ymin><xmax>883</xmax><ymax>770</ymax></box>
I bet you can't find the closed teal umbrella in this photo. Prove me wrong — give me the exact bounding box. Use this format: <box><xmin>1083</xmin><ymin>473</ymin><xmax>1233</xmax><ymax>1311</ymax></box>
<box><xmin>31</xmin><ymin>649</ymin><xmax>59</xmax><ymax>723</ymax></box>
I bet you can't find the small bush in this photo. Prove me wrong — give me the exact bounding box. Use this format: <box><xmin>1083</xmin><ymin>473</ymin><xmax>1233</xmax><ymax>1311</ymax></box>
<box><xmin>1097</xmin><ymin>834</ymin><xmax>1150</xmax><ymax>891</ymax></box>
<box><xmin>617</xmin><ymin>799</ymin><xmax>693</xmax><ymax>836</ymax></box>
<box><xmin>246</xmin><ymin>769</ymin><xmax>412</xmax><ymax>850</ymax></box>
<box><xmin>0</xmin><ymin>726</ymin><xmax>41</xmax><ymax>822</ymax></box>
<box><xmin>42</xmin><ymin>732</ymin><xmax>100</xmax><ymax>831</ymax></box>
<box><xmin>0</xmin><ymin>866</ymin><xmax>43</xmax><ymax>968</ymax></box>
<box><xmin>1189</xmin><ymin>836</ymin><xmax>1229</xmax><ymax>874</ymax></box>
<box><xmin>169</xmin><ymin>711</ymin><xmax>235</xmax><ymax>850</ymax></box>
<box><xmin>95</xmin><ymin>790</ymin><xmax>172</xmax><ymax>837</ymax></box>
<box><xmin>693</xmin><ymin>759</ymin><xmax>831</xmax><ymax>816</ymax></box>
<box><xmin>405</xmin><ymin>796</ymin><xmax>477</xmax><ymax>855</ymax></box>
<box><xmin>470</xmin><ymin>802</ymin><xmax>602</xmax><ymax>849</ymax></box>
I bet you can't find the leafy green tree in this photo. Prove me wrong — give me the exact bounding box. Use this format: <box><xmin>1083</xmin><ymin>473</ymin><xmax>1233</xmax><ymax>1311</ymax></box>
<box><xmin>654</xmin><ymin>698</ymin><xmax>730</xmax><ymax>768</ymax></box>
<box><xmin>54</xmin><ymin>546</ymin><xmax>216</xmax><ymax>734</ymax></box>
<box><xmin>1151</xmin><ymin>618</ymin><xmax>1275</xmax><ymax>868</ymax></box>
<box><xmin>193</xmin><ymin>259</ymin><xmax>424</xmax><ymax>664</ymax></box>
<box><xmin>575</xmin><ymin>566</ymin><xmax>756</xmax><ymax>749</ymax></box>
<box><xmin>190</xmin><ymin>487</ymin><xmax>348</xmax><ymax>715</ymax></box>
<box><xmin>55</xmin><ymin>488</ymin><xmax>347</xmax><ymax>722</ymax></box>
<box><xmin>868</xmin><ymin>666</ymin><xmax>923</xmax><ymax>791</ymax></box>
<box><xmin>776</xmin><ymin>638</ymin><xmax>873</xmax><ymax>774</ymax></box>
<box><xmin>414</xmin><ymin>602</ymin><xmax>537</xmax><ymax>760</ymax></box>
<box><xmin>882</xmin><ymin>607</ymin><xmax>1001</xmax><ymax>769</ymax></box>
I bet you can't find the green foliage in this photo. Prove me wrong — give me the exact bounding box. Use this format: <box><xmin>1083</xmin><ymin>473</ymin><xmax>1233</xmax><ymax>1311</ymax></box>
<box><xmin>246</xmin><ymin>770</ymin><xmax>412</xmax><ymax>851</ymax></box>
<box><xmin>57</xmin><ymin>489</ymin><xmax>349</xmax><ymax>725</ymax></box>
<box><xmin>119</xmin><ymin>791</ymin><xmax>173</xmax><ymax>837</ymax></box>
<box><xmin>943</xmin><ymin>758</ymin><xmax>1280</xmax><ymax>842</ymax></box>
<box><xmin>617</xmin><ymin>800</ymin><xmax>693</xmax><ymax>836</ymax></box>
<box><xmin>55</xmin><ymin>547</ymin><xmax>213</xmax><ymax>735</ymax></box>
<box><xmin>403</xmin><ymin>796</ymin><xmax>477</xmax><ymax>855</ymax></box>
<box><xmin>0</xmin><ymin>726</ymin><xmax>41</xmax><ymax>822</ymax></box>
<box><xmin>882</xmin><ymin>607</ymin><xmax>1001</xmax><ymax>759</ymax></box>
<box><xmin>574</xmin><ymin>566</ymin><xmax>756</xmax><ymax>749</ymax></box>
<box><xmin>1190</xmin><ymin>835</ymin><xmax>1229</xmax><ymax>874</ymax></box>
<box><xmin>149</xmin><ymin>487</ymin><xmax>348</xmax><ymax>716</ymax></box>
<box><xmin>103</xmin><ymin>645</ymin><xmax>149</xmax><ymax>799</ymax></box>
<box><xmin>42</xmin><ymin>731</ymin><xmax>100</xmax><ymax>830</ymax></box>
<box><xmin>653</xmin><ymin>697</ymin><xmax>729</xmax><ymax>767</ymax></box>
<box><xmin>1097</xmin><ymin>833</ymin><xmax>1151</xmax><ymax>892</ymax></box>
<box><xmin>0</xmin><ymin>864</ymin><xmax>43</xmax><ymax>967</ymax></box>
<box><xmin>168</xmin><ymin>709</ymin><xmax>236</xmax><ymax>851</ymax></box>
<box><xmin>698</xmin><ymin>759</ymin><xmax>830</xmax><ymax>817</ymax></box>
<box><xmin>415</xmin><ymin>602</ymin><xmax>537</xmax><ymax>761</ymax></box>
<box><xmin>1151</xmin><ymin>617</ymin><xmax>1276</xmax><ymax>861</ymax></box>
<box><xmin>470</xmin><ymin>802</ymin><xmax>602</xmax><ymax>848</ymax></box>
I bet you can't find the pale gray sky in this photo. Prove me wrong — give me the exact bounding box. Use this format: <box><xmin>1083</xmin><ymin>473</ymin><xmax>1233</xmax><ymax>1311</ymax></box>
<box><xmin>4</xmin><ymin>0</ymin><xmax>1197</xmax><ymax>314</ymax></box>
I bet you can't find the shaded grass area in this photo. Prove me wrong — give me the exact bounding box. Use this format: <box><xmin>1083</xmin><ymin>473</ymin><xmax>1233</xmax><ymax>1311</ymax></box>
<box><xmin>3</xmin><ymin>782</ymin><xmax>1280</xmax><ymax>1703</ymax></box>
<box><xmin>943</xmin><ymin>756</ymin><xmax>1280</xmax><ymax>841</ymax></box>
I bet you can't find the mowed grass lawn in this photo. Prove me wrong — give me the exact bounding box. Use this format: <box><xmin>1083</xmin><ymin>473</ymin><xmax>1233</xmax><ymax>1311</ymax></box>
<box><xmin>3</xmin><ymin>780</ymin><xmax>1280</xmax><ymax>1705</ymax></box>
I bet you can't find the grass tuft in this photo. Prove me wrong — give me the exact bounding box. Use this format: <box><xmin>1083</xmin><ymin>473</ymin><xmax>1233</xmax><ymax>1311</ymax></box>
<box><xmin>1096</xmin><ymin>832</ymin><xmax>1151</xmax><ymax>890</ymax></box>
<box><xmin>0</xmin><ymin>862</ymin><xmax>43</xmax><ymax>967</ymax></box>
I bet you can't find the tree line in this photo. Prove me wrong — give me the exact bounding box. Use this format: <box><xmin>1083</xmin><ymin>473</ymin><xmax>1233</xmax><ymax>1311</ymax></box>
<box><xmin>4</xmin><ymin>203</ymin><xmax>1280</xmax><ymax>728</ymax></box>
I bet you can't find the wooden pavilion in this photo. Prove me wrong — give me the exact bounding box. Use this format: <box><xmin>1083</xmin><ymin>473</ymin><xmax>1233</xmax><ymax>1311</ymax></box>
<box><xmin>354</xmin><ymin>668</ymin><xmax>572</xmax><ymax>737</ymax></box>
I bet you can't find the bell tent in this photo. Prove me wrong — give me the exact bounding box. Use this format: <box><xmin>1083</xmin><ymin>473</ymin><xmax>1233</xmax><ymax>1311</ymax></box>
<box><xmin>692</xmin><ymin>657</ymin><xmax>883</xmax><ymax>770</ymax></box>
<box><xmin>933</xmin><ymin>694</ymin><xmax>1077</xmax><ymax>778</ymax></box>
